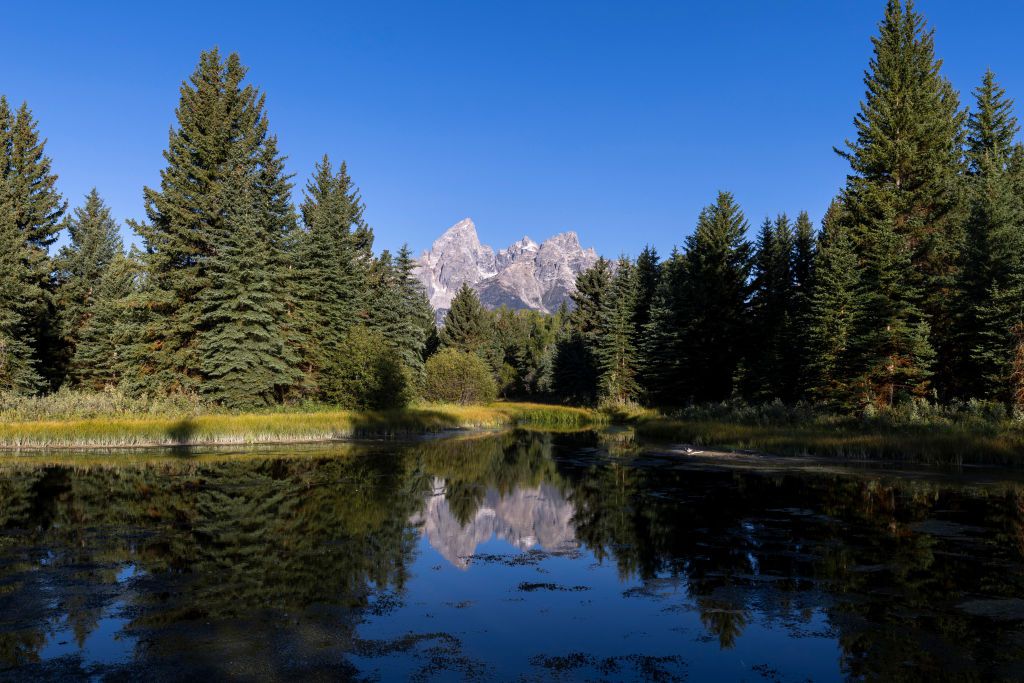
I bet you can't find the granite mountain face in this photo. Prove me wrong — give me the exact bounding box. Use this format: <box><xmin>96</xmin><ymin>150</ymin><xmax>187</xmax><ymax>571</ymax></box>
<box><xmin>414</xmin><ymin>218</ymin><xmax>599</xmax><ymax>321</ymax></box>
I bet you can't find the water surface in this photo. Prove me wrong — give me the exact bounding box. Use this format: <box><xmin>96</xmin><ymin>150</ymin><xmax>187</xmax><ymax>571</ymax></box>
<box><xmin>2</xmin><ymin>431</ymin><xmax>1023</xmax><ymax>681</ymax></box>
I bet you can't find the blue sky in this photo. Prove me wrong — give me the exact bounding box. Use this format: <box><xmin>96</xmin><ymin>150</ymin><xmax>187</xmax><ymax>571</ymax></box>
<box><xmin>4</xmin><ymin>1</ymin><xmax>1022</xmax><ymax>258</ymax></box>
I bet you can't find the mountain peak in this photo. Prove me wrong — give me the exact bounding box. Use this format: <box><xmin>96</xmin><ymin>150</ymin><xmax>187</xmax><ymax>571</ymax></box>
<box><xmin>442</xmin><ymin>217</ymin><xmax>478</xmax><ymax>238</ymax></box>
<box><xmin>414</xmin><ymin>219</ymin><xmax>600</xmax><ymax>321</ymax></box>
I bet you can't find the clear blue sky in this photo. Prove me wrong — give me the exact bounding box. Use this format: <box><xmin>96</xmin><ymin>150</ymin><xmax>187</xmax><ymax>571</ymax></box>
<box><xmin>4</xmin><ymin>1</ymin><xmax>1021</xmax><ymax>258</ymax></box>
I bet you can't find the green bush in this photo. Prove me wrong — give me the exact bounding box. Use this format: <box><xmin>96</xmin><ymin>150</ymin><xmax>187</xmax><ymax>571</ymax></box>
<box><xmin>423</xmin><ymin>349</ymin><xmax>497</xmax><ymax>405</ymax></box>
<box><xmin>330</xmin><ymin>326</ymin><xmax>412</xmax><ymax>410</ymax></box>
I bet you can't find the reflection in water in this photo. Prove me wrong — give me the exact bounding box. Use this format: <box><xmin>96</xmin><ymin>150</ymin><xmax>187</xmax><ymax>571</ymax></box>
<box><xmin>0</xmin><ymin>431</ymin><xmax>1023</xmax><ymax>680</ymax></box>
<box><xmin>413</xmin><ymin>478</ymin><xmax>576</xmax><ymax>568</ymax></box>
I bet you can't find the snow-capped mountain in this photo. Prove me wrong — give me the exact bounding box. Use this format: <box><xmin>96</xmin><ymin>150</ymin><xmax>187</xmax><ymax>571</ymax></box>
<box><xmin>414</xmin><ymin>218</ymin><xmax>599</xmax><ymax>321</ymax></box>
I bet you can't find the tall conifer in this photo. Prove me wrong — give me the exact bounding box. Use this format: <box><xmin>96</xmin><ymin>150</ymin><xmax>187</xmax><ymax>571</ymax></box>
<box><xmin>0</xmin><ymin>97</ymin><xmax>66</xmax><ymax>388</ymax></box>
<box><xmin>838</xmin><ymin>0</ymin><xmax>965</xmax><ymax>400</ymax></box>
<box><xmin>744</xmin><ymin>215</ymin><xmax>795</xmax><ymax>402</ymax></box>
<box><xmin>130</xmin><ymin>49</ymin><xmax>298</xmax><ymax>398</ymax></box>
<box><xmin>805</xmin><ymin>203</ymin><xmax>859</xmax><ymax>407</ymax></box>
<box><xmin>296</xmin><ymin>156</ymin><xmax>369</xmax><ymax>397</ymax></box>
<box><xmin>198</xmin><ymin>167</ymin><xmax>300</xmax><ymax>408</ymax></box>
<box><xmin>677</xmin><ymin>192</ymin><xmax>752</xmax><ymax>402</ymax></box>
<box><xmin>598</xmin><ymin>257</ymin><xmax>641</xmax><ymax>404</ymax></box>
<box><xmin>55</xmin><ymin>190</ymin><xmax>123</xmax><ymax>382</ymax></box>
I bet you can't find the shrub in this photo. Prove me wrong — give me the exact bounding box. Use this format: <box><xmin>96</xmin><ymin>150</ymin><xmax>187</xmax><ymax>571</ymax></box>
<box><xmin>423</xmin><ymin>349</ymin><xmax>497</xmax><ymax>404</ymax></box>
<box><xmin>330</xmin><ymin>326</ymin><xmax>413</xmax><ymax>410</ymax></box>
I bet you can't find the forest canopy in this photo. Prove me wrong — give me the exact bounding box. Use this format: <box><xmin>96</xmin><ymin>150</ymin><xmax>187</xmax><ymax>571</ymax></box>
<box><xmin>1</xmin><ymin>0</ymin><xmax>1022</xmax><ymax>414</ymax></box>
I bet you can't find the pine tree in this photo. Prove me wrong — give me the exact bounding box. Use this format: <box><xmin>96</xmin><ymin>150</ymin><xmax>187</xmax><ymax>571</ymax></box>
<box><xmin>365</xmin><ymin>245</ymin><xmax>434</xmax><ymax>386</ymax></box>
<box><xmin>439</xmin><ymin>283</ymin><xmax>495</xmax><ymax>359</ymax></box>
<box><xmin>743</xmin><ymin>215</ymin><xmax>795</xmax><ymax>402</ymax></box>
<box><xmin>790</xmin><ymin>211</ymin><xmax>818</xmax><ymax>398</ymax></box>
<box><xmin>553</xmin><ymin>258</ymin><xmax>612</xmax><ymax>404</ymax></box>
<box><xmin>848</xmin><ymin>213</ymin><xmax>935</xmax><ymax>406</ymax></box>
<box><xmin>0</xmin><ymin>97</ymin><xmax>66</xmax><ymax>388</ymax></box>
<box><xmin>957</xmin><ymin>71</ymin><xmax>1024</xmax><ymax>400</ymax></box>
<box><xmin>68</xmin><ymin>251</ymin><xmax>139</xmax><ymax>389</ymax></box>
<box><xmin>805</xmin><ymin>203</ymin><xmax>859</xmax><ymax>407</ymax></box>
<box><xmin>837</xmin><ymin>0</ymin><xmax>965</xmax><ymax>400</ymax></box>
<box><xmin>640</xmin><ymin>249</ymin><xmax>686</xmax><ymax>405</ymax></box>
<box><xmin>966</xmin><ymin>69</ymin><xmax>1019</xmax><ymax>174</ymax></box>
<box><xmin>597</xmin><ymin>256</ymin><xmax>641</xmax><ymax>404</ymax></box>
<box><xmin>55</xmin><ymin>189</ymin><xmax>123</xmax><ymax>383</ymax></box>
<box><xmin>129</xmin><ymin>49</ymin><xmax>299</xmax><ymax>398</ymax></box>
<box><xmin>677</xmin><ymin>192</ymin><xmax>752</xmax><ymax>403</ymax></box>
<box><xmin>198</xmin><ymin>167</ymin><xmax>300</xmax><ymax>408</ymax></box>
<box><xmin>0</xmin><ymin>202</ymin><xmax>41</xmax><ymax>392</ymax></box>
<box><xmin>974</xmin><ymin>277</ymin><xmax>1024</xmax><ymax>405</ymax></box>
<box><xmin>295</xmin><ymin>155</ymin><xmax>369</xmax><ymax>398</ymax></box>
<box><xmin>632</xmin><ymin>246</ymin><xmax>660</xmax><ymax>334</ymax></box>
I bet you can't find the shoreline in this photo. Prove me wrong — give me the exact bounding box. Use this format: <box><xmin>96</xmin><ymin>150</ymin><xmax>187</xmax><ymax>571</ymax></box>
<box><xmin>0</xmin><ymin>402</ymin><xmax>604</xmax><ymax>451</ymax></box>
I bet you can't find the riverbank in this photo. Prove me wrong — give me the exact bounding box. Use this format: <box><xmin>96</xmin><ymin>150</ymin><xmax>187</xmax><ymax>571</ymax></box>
<box><xmin>631</xmin><ymin>413</ymin><xmax>1024</xmax><ymax>466</ymax></box>
<box><xmin>0</xmin><ymin>402</ymin><xmax>604</xmax><ymax>450</ymax></box>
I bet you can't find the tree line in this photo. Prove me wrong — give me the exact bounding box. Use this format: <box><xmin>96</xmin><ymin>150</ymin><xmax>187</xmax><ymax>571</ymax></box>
<box><xmin>554</xmin><ymin>0</ymin><xmax>1024</xmax><ymax>412</ymax></box>
<box><xmin>2</xmin><ymin>0</ymin><xmax>1023</xmax><ymax>413</ymax></box>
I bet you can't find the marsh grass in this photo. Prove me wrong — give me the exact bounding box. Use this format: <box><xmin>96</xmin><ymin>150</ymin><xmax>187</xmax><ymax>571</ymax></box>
<box><xmin>0</xmin><ymin>399</ymin><xmax>604</xmax><ymax>450</ymax></box>
<box><xmin>632</xmin><ymin>404</ymin><xmax>1024</xmax><ymax>466</ymax></box>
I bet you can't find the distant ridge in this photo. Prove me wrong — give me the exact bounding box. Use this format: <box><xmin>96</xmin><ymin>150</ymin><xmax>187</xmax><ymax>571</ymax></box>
<box><xmin>414</xmin><ymin>218</ymin><xmax>599</xmax><ymax>322</ymax></box>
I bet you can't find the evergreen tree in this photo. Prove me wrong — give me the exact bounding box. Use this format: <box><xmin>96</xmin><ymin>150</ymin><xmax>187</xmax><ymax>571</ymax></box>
<box><xmin>198</xmin><ymin>167</ymin><xmax>300</xmax><ymax>408</ymax></box>
<box><xmin>640</xmin><ymin>250</ymin><xmax>686</xmax><ymax>405</ymax></box>
<box><xmin>597</xmin><ymin>257</ymin><xmax>641</xmax><ymax>404</ymax></box>
<box><xmin>677</xmin><ymin>192</ymin><xmax>752</xmax><ymax>402</ymax></box>
<box><xmin>805</xmin><ymin>204</ymin><xmax>859</xmax><ymax>407</ymax></box>
<box><xmin>68</xmin><ymin>251</ymin><xmax>139</xmax><ymax>389</ymax></box>
<box><xmin>957</xmin><ymin>71</ymin><xmax>1024</xmax><ymax>400</ymax></box>
<box><xmin>553</xmin><ymin>258</ymin><xmax>612</xmax><ymax>404</ymax></box>
<box><xmin>743</xmin><ymin>215</ymin><xmax>795</xmax><ymax>402</ymax></box>
<box><xmin>366</xmin><ymin>245</ymin><xmax>434</xmax><ymax>385</ymax></box>
<box><xmin>295</xmin><ymin>155</ymin><xmax>369</xmax><ymax>398</ymax></box>
<box><xmin>439</xmin><ymin>283</ymin><xmax>495</xmax><ymax>360</ymax></box>
<box><xmin>129</xmin><ymin>49</ymin><xmax>299</xmax><ymax>398</ymax></box>
<box><xmin>0</xmin><ymin>97</ymin><xmax>66</xmax><ymax>388</ymax></box>
<box><xmin>0</xmin><ymin>202</ymin><xmax>41</xmax><ymax>392</ymax></box>
<box><xmin>632</xmin><ymin>246</ymin><xmax>660</xmax><ymax>333</ymax></box>
<box><xmin>790</xmin><ymin>211</ymin><xmax>818</xmax><ymax>398</ymax></box>
<box><xmin>837</xmin><ymin>0</ymin><xmax>965</xmax><ymax>400</ymax></box>
<box><xmin>847</xmin><ymin>213</ymin><xmax>935</xmax><ymax>406</ymax></box>
<box><xmin>54</xmin><ymin>190</ymin><xmax>123</xmax><ymax>383</ymax></box>
<box><xmin>966</xmin><ymin>69</ymin><xmax>1019</xmax><ymax>174</ymax></box>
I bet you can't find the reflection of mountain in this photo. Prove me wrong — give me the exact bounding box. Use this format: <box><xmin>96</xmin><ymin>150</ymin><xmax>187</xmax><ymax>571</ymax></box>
<box><xmin>412</xmin><ymin>478</ymin><xmax>576</xmax><ymax>568</ymax></box>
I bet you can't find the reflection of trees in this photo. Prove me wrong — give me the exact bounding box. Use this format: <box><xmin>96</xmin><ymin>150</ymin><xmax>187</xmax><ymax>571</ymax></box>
<box><xmin>0</xmin><ymin>451</ymin><xmax>430</xmax><ymax>673</ymax></box>
<box><xmin>553</xmin><ymin>436</ymin><xmax>1024</xmax><ymax>673</ymax></box>
<box><xmin>2</xmin><ymin>433</ymin><xmax>1024</xmax><ymax>679</ymax></box>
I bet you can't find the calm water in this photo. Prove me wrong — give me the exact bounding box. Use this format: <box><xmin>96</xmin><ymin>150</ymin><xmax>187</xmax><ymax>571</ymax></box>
<box><xmin>2</xmin><ymin>430</ymin><xmax>1024</xmax><ymax>681</ymax></box>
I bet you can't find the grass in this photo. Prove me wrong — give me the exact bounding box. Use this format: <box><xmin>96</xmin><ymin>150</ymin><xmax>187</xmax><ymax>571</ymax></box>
<box><xmin>0</xmin><ymin>400</ymin><xmax>604</xmax><ymax>450</ymax></box>
<box><xmin>628</xmin><ymin>409</ymin><xmax>1024</xmax><ymax>466</ymax></box>
<box><xmin>3</xmin><ymin>388</ymin><xmax>1021</xmax><ymax>465</ymax></box>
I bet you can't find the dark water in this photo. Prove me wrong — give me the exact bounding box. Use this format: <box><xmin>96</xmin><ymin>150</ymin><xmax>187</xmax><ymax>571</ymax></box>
<box><xmin>2</xmin><ymin>431</ymin><xmax>1024</xmax><ymax>681</ymax></box>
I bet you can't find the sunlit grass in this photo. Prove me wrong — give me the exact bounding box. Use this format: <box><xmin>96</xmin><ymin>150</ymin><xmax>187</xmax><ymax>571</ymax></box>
<box><xmin>0</xmin><ymin>401</ymin><xmax>604</xmax><ymax>450</ymax></box>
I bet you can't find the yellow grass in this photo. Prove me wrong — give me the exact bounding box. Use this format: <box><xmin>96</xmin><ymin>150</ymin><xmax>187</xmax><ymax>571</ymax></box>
<box><xmin>0</xmin><ymin>401</ymin><xmax>604</xmax><ymax>450</ymax></box>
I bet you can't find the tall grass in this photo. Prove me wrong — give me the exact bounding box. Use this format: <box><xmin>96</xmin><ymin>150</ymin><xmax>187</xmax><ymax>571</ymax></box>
<box><xmin>630</xmin><ymin>399</ymin><xmax>1024</xmax><ymax>466</ymax></box>
<box><xmin>0</xmin><ymin>396</ymin><xmax>604</xmax><ymax>450</ymax></box>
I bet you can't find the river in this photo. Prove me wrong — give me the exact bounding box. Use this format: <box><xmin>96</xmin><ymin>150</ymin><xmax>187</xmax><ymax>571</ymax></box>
<box><xmin>1</xmin><ymin>430</ymin><xmax>1023</xmax><ymax>680</ymax></box>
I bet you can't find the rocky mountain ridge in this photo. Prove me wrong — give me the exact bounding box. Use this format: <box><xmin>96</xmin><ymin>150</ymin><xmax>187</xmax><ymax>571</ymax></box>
<box><xmin>414</xmin><ymin>218</ymin><xmax>599</xmax><ymax>320</ymax></box>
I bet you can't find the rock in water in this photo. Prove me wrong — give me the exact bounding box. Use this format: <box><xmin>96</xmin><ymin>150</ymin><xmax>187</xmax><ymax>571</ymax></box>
<box><xmin>415</xmin><ymin>218</ymin><xmax>599</xmax><ymax>322</ymax></box>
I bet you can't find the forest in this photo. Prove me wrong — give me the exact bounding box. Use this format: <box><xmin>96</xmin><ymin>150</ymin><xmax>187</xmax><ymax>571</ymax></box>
<box><xmin>1</xmin><ymin>0</ymin><xmax>1023</xmax><ymax>418</ymax></box>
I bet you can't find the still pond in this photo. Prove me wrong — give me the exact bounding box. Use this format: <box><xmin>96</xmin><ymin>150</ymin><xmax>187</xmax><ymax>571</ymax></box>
<box><xmin>2</xmin><ymin>430</ymin><xmax>1024</xmax><ymax>681</ymax></box>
